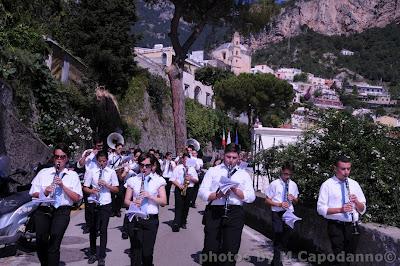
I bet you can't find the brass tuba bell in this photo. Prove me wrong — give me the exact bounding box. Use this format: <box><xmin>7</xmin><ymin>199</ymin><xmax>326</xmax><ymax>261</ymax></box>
<box><xmin>107</xmin><ymin>132</ymin><xmax>124</xmax><ymax>150</ymax></box>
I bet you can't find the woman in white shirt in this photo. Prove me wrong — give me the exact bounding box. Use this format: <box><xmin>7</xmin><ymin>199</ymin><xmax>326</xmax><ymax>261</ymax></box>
<box><xmin>124</xmin><ymin>153</ymin><xmax>167</xmax><ymax>266</ymax></box>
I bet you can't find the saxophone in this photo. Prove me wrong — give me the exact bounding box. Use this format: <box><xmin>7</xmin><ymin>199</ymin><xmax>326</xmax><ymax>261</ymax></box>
<box><xmin>181</xmin><ymin>166</ymin><xmax>190</xmax><ymax>196</ymax></box>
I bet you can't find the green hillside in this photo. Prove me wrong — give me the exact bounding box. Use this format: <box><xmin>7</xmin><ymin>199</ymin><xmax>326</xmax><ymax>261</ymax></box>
<box><xmin>253</xmin><ymin>24</ymin><xmax>400</xmax><ymax>85</ymax></box>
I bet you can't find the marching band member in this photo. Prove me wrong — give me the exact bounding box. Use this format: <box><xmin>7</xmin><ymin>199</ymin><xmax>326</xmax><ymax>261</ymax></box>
<box><xmin>317</xmin><ymin>155</ymin><xmax>366</xmax><ymax>266</ymax></box>
<box><xmin>170</xmin><ymin>153</ymin><xmax>198</xmax><ymax>232</ymax></box>
<box><xmin>83</xmin><ymin>150</ymin><xmax>119</xmax><ymax>266</ymax></box>
<box><xmin>190</xmin><ymin>149</ymin><xmax>204</xmax><ymax>208</ymax></box>
<box><xmin>124</xmin><ymin>153</ymin><xmax>167</xmax><ymax>266</ymax></box>
<box><xmin>199</xmin><ymin>144</ymin><xmax>255</xmax><ymax>266</ymax></box>
<box><xmin>161</xmin><ymin>151</ymin><xmax>176</xmax><ymax>205</ymax></box>
<box><xmin>108</xmin><ymin>143</ymin><xmax>124</xmax><ymax>217</ymax></box>
<box><xmin>265</xmin><ymin>162</ymin><xmax>299</xmax><ymax>266</ymax></box>
<box><xmin>29</xmin><ymin>143</ymin><xmax>83</xmax><ymax>266</ymax></box>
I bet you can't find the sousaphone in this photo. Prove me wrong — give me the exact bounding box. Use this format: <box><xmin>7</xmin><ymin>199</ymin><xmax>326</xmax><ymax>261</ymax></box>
<box><xmin>107</xmin><ymin>132</ymin><xmax>124</xmax><ymax>150</ymax></box>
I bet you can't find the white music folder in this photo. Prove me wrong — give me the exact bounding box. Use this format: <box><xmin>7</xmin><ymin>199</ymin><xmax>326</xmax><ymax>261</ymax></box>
<box><xmin>219</xmin><ymin>176</ymin><xmax>239</xmax><ymax>194</ymax></box>
<box><xmin>126</xmin><ymin>203</ymin><xmax>148</xmax><ymax>222</ymax></box>
<box><xmin>282</xmin><ymin>210</ymin><xmax>302</xmax><ymax>229</ymax></box>
<box><xmin>32</xmin><ymin>189</ymin><xmax>55</xmax><ymax>204</ymax></box>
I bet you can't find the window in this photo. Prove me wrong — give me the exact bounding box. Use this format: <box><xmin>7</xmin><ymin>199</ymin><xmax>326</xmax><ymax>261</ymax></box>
<box><xmin>61</xmin><ymin>56</ymin><xmax>70</xmax><ymax>83</ymax></box>
<box><xmin>184</xmin><ymin>84</ymin><xmax>189</xmax><ymax>97</ymax></box>
<box><xmin>206</xmin><ymin>92</ymin><xmax>211</xmax><ymax>106</ymax></box>
<box><xmin>236</xmin><ymin>51</ymin><xmax>239</xmax><ymax>56</ymax></box>
<box><xmin>194</xmin><ymin>86</ymin><xmax>201</xmax><ymax>102</ymax></box>
<box><xmin>162</xmin><ymin>53</ymin><xmax>167</xmax><ymax>65</ymax></box>
<box><xmin>222</xmin><ymin>52</ymin><xmax>226</xmax><ymax>60</ymax></box>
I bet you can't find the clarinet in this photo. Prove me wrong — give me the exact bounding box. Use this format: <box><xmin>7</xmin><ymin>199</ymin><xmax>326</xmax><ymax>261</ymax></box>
<box><xmin>345</xmin><ymin>179</ymin><xmax>360</xmax><ymax>235</ymax></box>
<box><xmin>181</xmin><ymin>166</ymin><xmax>190</xmax><ymax>196</ymax></box>
<box><xmin>222</xmin><ymin>164</ymin><xmax>236</xmax><ymax>218</ymax></box>
<box><xmin>96</xmin><ymin>167</ymin><xmax>104</xmax><ymax>201</ymax></box>
<box><xmin>50</xmin><ymin>163</ymin><xmax>61</xmax><ymax>199</ymax></box>
<box><xmin>284</xmin><ymin>180</ymin><xmax>290</xmax><ymax>206</ymax></box>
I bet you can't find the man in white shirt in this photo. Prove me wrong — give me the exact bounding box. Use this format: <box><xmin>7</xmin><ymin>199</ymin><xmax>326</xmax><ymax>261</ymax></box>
<box><xmin>108</xmin><ymin>143</ymin><xmax>124</xmax><ymax>217</ymax></box>
<box><xmin>83</xmin><ymin>150</ymin><xmax>119</xmax><ymax>266</ymax></box>
<box><xmin>170</xmin><ymin>153</ymin><xmax>198</xmax><ymax>232</ymax></box>
<box><xmin>265</xmin><ymin>162</ymin><xmax>299</xmax><ymax>266</ymax></box>
<box><xmin>199</xmin><ymin>144</ymin><xmax>255</xmax><ymax>266</ymax></box>
<box><xmin>161</xmin><ymin>151</ymin><xmax>176</xmax><ymax>205</ymax></box>
<box><xmin>317</xmin><ymin>155</ymin><xmax>366</xmax><ymax>265</ymax></box>
<box><xmin>29</xmin><ymin>143</ymin><xmax>83</xmax><ymax>266</ymax></box>
<box><xmin>189</xmin><ymin>149</ymin><xmax>204</xmax><ymax>208</ymax></box>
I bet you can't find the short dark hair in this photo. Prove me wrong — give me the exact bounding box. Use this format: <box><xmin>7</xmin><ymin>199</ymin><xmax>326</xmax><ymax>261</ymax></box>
<box><xmin>224</xmin><ymin>143</ymin><xmax>240</xmax><ymax>154</ymax></box>
<box><xmin>133</xmin><ymin>148</ymin><xmax>142</xmax><ymax>155</ymax></box>
<box><xmin>165</xmin><ymin>151</ymin><xmax>172</xmax><ymax>157</ymax></box>
<box><xmin>138</xmin><ymin>152</ymin><xmax>157</xmax><ymax>165</ymax></box>
<box><xmin>281</xmin><ymin>161</ymin><xmax>295</xmax><ymax>172</ymax></box>
<box><xmin>94</xmin><ymin>137</ymin><xmax>103</xmax><ymax>145</ymax></box>
<box><xmin>148</xmin><ymin>148</ymin><xmax>155</xmax><ymax>153</ymax></box>
<box><xmin>187</xmin><ymin>145</ymin><xmax>195</xmax><ymax>150</ymax></box>
<box><xmin>53</xmin><ymin>143</ymin><xmax>71</xmax><ymax>157</ymax></box>
<box><xmin>335</xmin><ymin>155</ymin><xmax>351</xmax><ymax>166</ymax></box>
<box><xmin>96</xmin><ymin>150</ymin><xmax>108</xmax><ymax>160</ymax></box>
<box><xmin>182</xmin><ymin>153</ymin><xmax>190</xmax><ymax>159</ymax></box>
<box><xmin>116</xmin><ymin>143</ymin><xmax>123</xmax><ymax>148</ymax></box>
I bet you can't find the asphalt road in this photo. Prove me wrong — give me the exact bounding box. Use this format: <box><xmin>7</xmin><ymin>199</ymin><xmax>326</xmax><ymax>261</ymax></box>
<box><xmin>0</xmin><ymin>195</ymin><xmax>308</xmax><ymax>266</ymax></box>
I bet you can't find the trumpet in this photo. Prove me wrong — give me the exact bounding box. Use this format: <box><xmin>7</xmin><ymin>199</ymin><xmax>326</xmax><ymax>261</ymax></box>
<box><xmin>345</xmin><ymin>179</ymin><xmax>360</xmax><ymax>235</ymax></box>
<box><xmin>222</xmin><ymin>164</ymin><xmax>237</xmax><ymax>218</ymax></box>
<box><xmin>181</xmin><ymin>166</ymin><xmax>190</xmax><ymax>196</ymax></box>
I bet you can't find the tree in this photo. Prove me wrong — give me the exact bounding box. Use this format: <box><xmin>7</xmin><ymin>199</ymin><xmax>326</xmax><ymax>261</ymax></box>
<box><xmin>144</xmin><ymin>0</ymin><xmax>279</xmax><ymax>153</ymax></box>
<box><xmin>195</xmin><ymin>66</ymin><xmax>234</xmax><ymax>86</ymax></box>
<box><xmin>213</xmin><ymin>73</ymin><xmax>294</xmax><ymax>129</ymax></box>
<box><xmin>293</xmin><ymin>72</ymin><xmax>308</xmax><ymax>82</ymax></box>
<box><xmin>55</xmin><ymin>0</ymin><xmax>137</xmax><ymax>95</ymax></box>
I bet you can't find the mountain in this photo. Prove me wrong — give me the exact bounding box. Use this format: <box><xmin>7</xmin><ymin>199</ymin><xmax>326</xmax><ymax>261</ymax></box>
<box><xmin>133</xmin><ymin>0</ymin><xmax>229</xmax><ymax>51</ymax></box>
<box><xmin>250</xmin><ymin>0</ymin><xmax>400</xmax><ymax>49</ymax></box>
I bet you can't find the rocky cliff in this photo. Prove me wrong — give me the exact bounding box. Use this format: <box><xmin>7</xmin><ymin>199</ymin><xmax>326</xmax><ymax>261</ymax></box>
<box><xmin>251</xmin><ymin>0</ymin><xmax>400</xmax><ymax>48</ymax></box>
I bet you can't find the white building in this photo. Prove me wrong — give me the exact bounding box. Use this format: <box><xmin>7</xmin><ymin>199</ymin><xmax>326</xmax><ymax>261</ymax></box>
<box><xmin>134</xmin><ymin>44</ymin><xmax>215</xmax><ymax>108</ymax></box>
<box><xmin>251</xmin><ymin>65</ymin><xmax>274</xmax><ymax>74</ymax></box>
<box><xmin>275</xmin><ymin>68</ymin><xmax>302</xmax><ymax>81</ymax></box>
<box><xmin>341</xmin><ymin>49</ymin><xmax>354</xmax><ymax>56</ymax></box>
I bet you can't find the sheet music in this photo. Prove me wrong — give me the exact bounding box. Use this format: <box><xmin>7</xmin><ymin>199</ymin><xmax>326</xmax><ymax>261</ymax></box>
<box><xmin>126</xmin><ymin>203</ymin><xmax>148</xmax><ymax>222</ymax></box>
<box><xmin>282</xmin><ymin>210</ymin><xmax>302</xmax><ymax>229</ymax></box>
<box><xmin>239</xmin><ymin>162</ymin><xmax>249</xmax><ymax>169</ymax></box>
<box><xmin>186</xmin><ymin>158</ymin><xmax>198</xmax><ymax>168</ymax></box>
<box><xmin>219</xmin><ymin>176</ymin><xmax>239</xmax><ymax>194</ymax></box>
<box><xmin>32</xmin><ymin>189</ymin><xmax>55</xmax><ymax>204</ymax></box>
<box><xmin>87</xmin><ymin>195</ymin><xmax>101</xmax><ymax>204</ymax></box>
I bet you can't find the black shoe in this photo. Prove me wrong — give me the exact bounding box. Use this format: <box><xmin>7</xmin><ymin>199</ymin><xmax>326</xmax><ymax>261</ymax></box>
<box><xmin>172</xmin><ymin>224</ymin><xmax>180</xmax><ymax>232</ymax></box>
<box><xmin>121</xmin><ymin>231</ymin><xmax>128</xmax><ymax>239</ymax></box>
<box><xmin>181</xmin><ymin>224</ymin><xmax>187</xmax><ymax>229</ymax></box>
<box><xmin>190</xmin><ymin>204</ymin><xmax>197</xmax><ymax>208</ymax></box>
<box><xmin>88</xmin><ymin>255</ymin><xmax>97</xmax><ymax>264</ymax></box>
<box><xmin>115</xmin><ymin>211</ymin><xmax>121</xmax><ymax>217</ymax></box>
<box><xmin>83</xmin><ymin>227</ymin><xmax>90</xmax><ymax>234</ymax></box>
<box><xmin>98</xmin><ymin>258</ymin><xmax>105</xmax><ymax>266</ymax></box>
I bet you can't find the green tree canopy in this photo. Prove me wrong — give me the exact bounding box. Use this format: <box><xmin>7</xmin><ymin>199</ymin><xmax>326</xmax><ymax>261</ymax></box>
<box><xmin>195</xmin><ymin>66</ymin><xmax>234</xmax><ymax>86</ymax></box>
<box><xmin>214</xmin><ymin>73</ymin><xmax>294</xmax><ymax>128</ymax></box>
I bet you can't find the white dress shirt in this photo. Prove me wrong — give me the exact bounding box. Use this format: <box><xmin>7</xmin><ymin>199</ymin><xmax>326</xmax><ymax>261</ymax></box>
<box><xmin>317</xmin><ymin>176</ymin><xmax>366</xmax><ymax>222</ymax></box>
<box><xmin>162</xmin><ymin>160</ymin><xmax>176</xmax><ymax>178</ymax></box>
<box><xmin>125</xmin><ymin>173</ymin><xmax>167</xmax><ymax>215</ymax></box>
<box><xmin>29</xmin><ymin>167</ymin><xmax>83</xmax><ymax>207</ymax></box>
<box><xmin>108</xmin><ymin>153</ymin><xmax>122</xmax><ymax>169</ymax></box>
<box><xmin>84</xmin><ymin>166</ymin><xmax>119</xmax><ymax>205</ymax></box>
<box><xmin>199</xmin><ymin>164</ymin><xmax>256</xmax><ymax>206</ymax></box>
<box><xmin>192</xmin><ymin>157</ymin><xmax>204</xmax><ymax>171</ymax></box>
<box><xmin>77</xmin><ymin>149</ymin><xmax>98</xmax><ymax>170</ymax></box>
<box><xmin>170</xmin><ymin>164</ymin><xmax>198</xmax><ymax>187</ymax></box>
<box><xmin>265</xmin><ymin>178</ymin><xmax>299</xmax><ymax>212</ymax></box>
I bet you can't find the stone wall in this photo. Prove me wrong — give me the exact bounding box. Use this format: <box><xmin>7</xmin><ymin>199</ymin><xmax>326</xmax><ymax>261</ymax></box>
<box><xmin>244</xmin><ymin>193</ymin><xmax>400</xmax><ymax>266</ymax></box>
<box><xmin>0</xmin><ymin>80</ymin><xmax>51</xmax><ymax>184</ymax></box>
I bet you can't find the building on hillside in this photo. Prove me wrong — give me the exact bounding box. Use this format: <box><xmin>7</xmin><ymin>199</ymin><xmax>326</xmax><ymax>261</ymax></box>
<box><xmin>210</xmin><ymin>32</ymin><xmax>251</xmax><ymax>75</ymax></box>
<box><xmin>291</xmin><ymin>107</ymin><xmax>317</xmax><ymax>130</ymax></box>
<box><xmin>134</xmin><ymin>44</ymin><xmax>214</xmax><ymax>108</ymax></box>
<box><xmin>44</xmin><ymin>37</ymin><xmax>87</xmax><ymax>85</ymax></box>
<box><xmin>312</xmin><ymin>89</ymin><xmax>344</xmax><ymax>109</ymax></box>
<box><xmin>275</xmin><ymin>68</ymin><xmax>302</xmax><ymax>81</ymax></box>
<box><xmin>348</xmin><ymin>83</ymin><xmax>398</xmax><ymax>107</ymax></box>
<box><xmin>375</xmin><ymin>116</ymin><xmax>400</xmax><ymax>127</ymax></box>
<box><xmin>251</xmin><ymin>65</ymin><xmax>274</xmax><ymax>74</ymax></box>
<box><xmin>340</xmin><ymin>49</ymin><xmax>354</xmax><ymax>56</ymax></box>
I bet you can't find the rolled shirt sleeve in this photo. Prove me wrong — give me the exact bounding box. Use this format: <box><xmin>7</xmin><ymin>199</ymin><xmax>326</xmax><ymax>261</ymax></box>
<box><xmin>240</xmin><ymin>172</ymin><xmax>256</xmax><ymax>203</ymax></box>
<box><xmin>317</xmin><ymin>181</ymin><xmax>329</xmax><ymax>217</ymax></box>
<box><xmin>199</xmin><ymin>167</ymin><xmax>214</xmax><ymax>202</ymax></box>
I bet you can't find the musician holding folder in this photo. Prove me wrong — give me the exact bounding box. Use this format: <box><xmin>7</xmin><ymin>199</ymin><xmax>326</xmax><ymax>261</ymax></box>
<box><xmin>199</xmin><ymin>144</ymin><xmax>255</xmax><ymax>266</ymax></box>
<box><xmin>83</xmin><ymin>150</ymin><xmax>119</xmax><ymax>266</ymax></box>
<box><xmin>29</xmin><ymin>143</ymin><xmax>83</xmax><ymax>266</ymax></box>
<box><xmin>124</xmin><ymin>153</ymin><xmax>167</xmax><ymax>266</ymax></box>
<box><xmin>265</xmin><ymin>162</ymin><xmax>299</xmax><ymax>266</ymax></box>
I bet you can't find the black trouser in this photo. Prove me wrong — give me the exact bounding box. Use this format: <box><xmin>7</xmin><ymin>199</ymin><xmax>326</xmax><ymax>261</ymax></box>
<box><xmin>202</xmin><ymin>205</ymin><xmax>245</xmax><ymax>266</ymax></box>
<box><xmin>112</xmin><ymin>179</ymin><xmax>124</xmax><ymax>214</ymax></box>
<box><xmin>190</xmin><ymin>173</ymin><xmax>203</xmax><ymax>206</ymax></box>
<box><xmin>173</xmin><ymin>187</ymin><xmax>194</xmax><ymax>226</ymax></box>
<box><xmin>164</xmin><ymin>177</ymin><xmax>172</xmax><ymax>205</ymax></box>
<box><xmin>127</xmin><ymin>215</ymin><xmax>159</xmax><ymax>266</ymax></box>
<box><xmin>327</xmin><ymin>220</ymin><xmax>360</xmax><ymax>266</ymax></box>
<box><xmin>35</xmin><ymin>205</ymin><xmax>71</xmax><ymax>266</ymax></box>
<box><xmin>271</xmin><ymin>211</ymin><xmax>291</xmax><ymax>266</ymax></box>
<box><xmin>87</xmin><ymin>203</ymin><xmax>112</xmax><ymax>258</ymax></box>
<box><xmin>83</xmin><ymin>188</ymin><xmax>90</xmax><ymax>226</ymax></box>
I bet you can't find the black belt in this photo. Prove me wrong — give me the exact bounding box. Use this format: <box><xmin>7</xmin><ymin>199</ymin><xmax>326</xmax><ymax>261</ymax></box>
<box><xmin>327</xmin><ymin>219</ymin><xmax>353</xmax><ymax>225</ymax></box>
<box><xmin>209</xmin><ymin>205</ymin><xmax>242</xmax><ymax>209</ymax></box>
<box><xmin>133</xmin><ymin>214</ymin><xmax>159</xmax><ymax>221</ymax></box>
<box><xmin>38</xmin><ymin>205</ymin><xmax>71</xmax><ymax>213</ymax></box>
